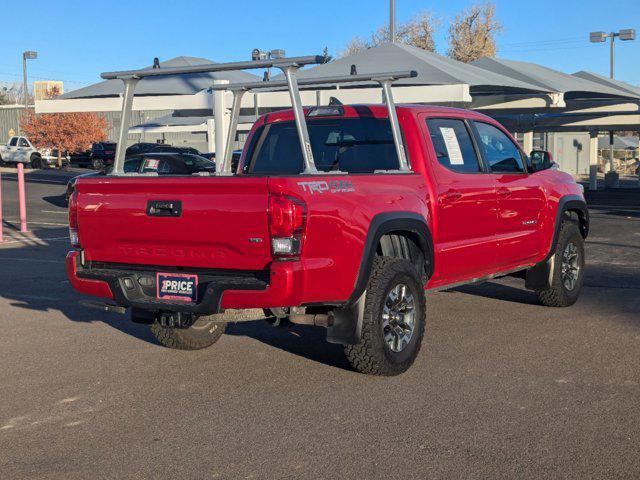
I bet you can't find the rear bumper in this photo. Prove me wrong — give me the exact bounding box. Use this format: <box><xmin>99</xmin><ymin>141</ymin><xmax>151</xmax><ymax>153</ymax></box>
<box><xmin>66</xmin><ymin>251</ymin><xmax>305</xmax><ymax>314</ymax></box>
<box><xmin>66</xmin><ymin>252</ymin><xmax>114</xmax><ymax>298</ymax></box>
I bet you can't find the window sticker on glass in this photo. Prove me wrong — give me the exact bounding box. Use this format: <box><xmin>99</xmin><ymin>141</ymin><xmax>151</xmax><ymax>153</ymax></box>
<box><xmin>144</xmin><ymin>159</ymin><xmax>160</xmax><ymax>170</ymax></box>
<box><xmin>440</xmin><ymin>127</ymin><xmax>464</xmax><ymax>165</ymax></box>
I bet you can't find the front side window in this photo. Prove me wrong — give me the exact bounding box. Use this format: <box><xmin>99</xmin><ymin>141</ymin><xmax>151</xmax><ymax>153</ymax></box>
<box><xmin>426</xmin><ymin>118</ymin><xmax>481</xmax><ymax>174</ymax></box>
<box><xmin>18</xmin><ymin>138</ymin><xmax>29</xmax><ymax>147</ymax></box>
<box><xmin>249</xmin><ymin>118</ymin><xmax>403</xmax><ymax>174</ymax></box>
<box><xmin>474</xmin><ymin>122</ymin><xmax>525</xmax><ymax>174</ymax></box>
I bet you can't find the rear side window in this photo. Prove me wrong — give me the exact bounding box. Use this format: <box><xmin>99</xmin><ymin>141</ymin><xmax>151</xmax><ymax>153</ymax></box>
<box><xmin>473</xmin><ymin>122</ymin><xmax>525</xmax><ymax>174</ymax></box>
<box><xmin>8</xmin><ymin>137</ymin><xmax>17</xmax><ymax>147</ymax></box>
<box><xmin>426</xmin><ymin>118</ymin><xmax>481</xmax><ymax>173</ymax></box>
<box><xmin>249</xmin><ymin>118</ymin><xmax>402</xmax><ymax>174</ymax></box>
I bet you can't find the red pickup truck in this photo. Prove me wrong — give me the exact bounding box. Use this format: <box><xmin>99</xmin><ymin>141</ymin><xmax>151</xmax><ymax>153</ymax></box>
<box><xmin>67</xmin><ymin>104</ymin><xmax>588</xmax><ymax>375</ymax></box>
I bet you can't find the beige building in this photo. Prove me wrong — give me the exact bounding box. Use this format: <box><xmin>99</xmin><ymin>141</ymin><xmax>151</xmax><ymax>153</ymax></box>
<box><xmin>34</xmin><ymin>80</ymin><xmax>64</xmax><ymax>101</ymax></box>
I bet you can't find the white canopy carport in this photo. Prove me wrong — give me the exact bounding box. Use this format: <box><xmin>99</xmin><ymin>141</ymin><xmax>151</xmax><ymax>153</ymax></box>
<box><xmin>36</xmin><ymin>56</ymin><xmax>260</xmax><ymax>113</ymax></box>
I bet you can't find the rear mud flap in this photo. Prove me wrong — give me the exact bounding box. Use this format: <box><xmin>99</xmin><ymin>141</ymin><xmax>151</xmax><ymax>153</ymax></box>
<box><xmin>326</xmin><ymin>291</ymin><xmax>366</xmax><ymax>345</ymax></box>
<box><xmin>525</xmin><ymin>257</ymin><xmax>555</xmax><ymax>291</ymax></box>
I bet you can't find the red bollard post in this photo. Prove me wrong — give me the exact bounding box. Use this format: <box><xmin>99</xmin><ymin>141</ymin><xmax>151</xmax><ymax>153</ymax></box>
<box><xmin>17</xmin><ymin>162</ymin><xmax>27</xmax><ymax>233</ymax></box>
<box><xmin>0</xmin><ymin>170</ymin><xmax>3</xmax><ymax>243</ymax></box>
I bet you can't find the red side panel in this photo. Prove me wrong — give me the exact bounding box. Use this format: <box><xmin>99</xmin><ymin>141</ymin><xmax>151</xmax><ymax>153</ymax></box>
<box><xmin>268</xmin><ymin>173</ymin><xmax>430</xmax><ymax>303</ymax></box>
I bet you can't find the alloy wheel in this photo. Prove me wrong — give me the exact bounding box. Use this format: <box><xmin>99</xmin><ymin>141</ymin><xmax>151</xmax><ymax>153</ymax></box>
<box><xmin>561</xmin><ymin>242</ymin><xmax>580</xmax><ymax>291</ymax></box>
<box><xmin>382</xmin><ymin>283</ymin><xmax>416</xmax><ymax>353</ymax></box>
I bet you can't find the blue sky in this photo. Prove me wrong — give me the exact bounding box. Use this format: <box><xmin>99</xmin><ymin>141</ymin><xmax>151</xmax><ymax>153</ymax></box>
<box><xmin>0</xmin><ymin>0</ymin><xmax>638</xmax><ymax>92</ymax></box>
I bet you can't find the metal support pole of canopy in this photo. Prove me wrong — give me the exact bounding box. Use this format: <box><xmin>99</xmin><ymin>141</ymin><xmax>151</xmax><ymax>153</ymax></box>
<box><xmin>113</xmin><ymin>77</ymin><xmax>139</xmax><ymax>175</ymax></box>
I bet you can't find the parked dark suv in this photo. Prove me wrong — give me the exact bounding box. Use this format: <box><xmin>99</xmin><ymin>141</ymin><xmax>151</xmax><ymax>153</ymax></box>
<box><xmin>70</xmin><ymin>142</ymin><xmax>116</xmax><ymax>170</ymax></box>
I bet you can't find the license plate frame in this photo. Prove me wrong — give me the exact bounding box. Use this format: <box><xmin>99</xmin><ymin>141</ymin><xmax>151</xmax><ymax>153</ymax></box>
<box><xmin>156</xmin><ymin>273</ymin><xmax>199</xmax><ymax>302</ymax></box>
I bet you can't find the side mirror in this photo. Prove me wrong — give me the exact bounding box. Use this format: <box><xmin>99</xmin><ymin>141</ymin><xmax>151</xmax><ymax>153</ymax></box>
<box><xmin>530</xmin><ymin>150</ymin><xmax>553</xmax><ymax>172</ymax></box>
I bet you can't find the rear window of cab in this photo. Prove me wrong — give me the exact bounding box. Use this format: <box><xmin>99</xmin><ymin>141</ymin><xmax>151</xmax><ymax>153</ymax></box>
<box><xmin>246</xmin><ymin>118</ymin><xmax>406</xmax><ymax>174</ymax></box>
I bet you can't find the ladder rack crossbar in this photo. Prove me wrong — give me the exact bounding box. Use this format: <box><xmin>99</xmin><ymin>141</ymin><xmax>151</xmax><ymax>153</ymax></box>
<box><xmin>101</xmin><ymin>55</ymin><xmax>327</xmax><ymax>80</ymax></box>
<box><xmin>208</xmin><ymin>70</ymin><xmax>418</xmax><ymax>92</ymax></box>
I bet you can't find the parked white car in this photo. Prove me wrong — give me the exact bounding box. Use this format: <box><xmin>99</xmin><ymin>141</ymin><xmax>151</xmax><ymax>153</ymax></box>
<box><xmin>0</xmin><ymin>136</ymin><xmax>69</xmax><ymax>169</ymax></box>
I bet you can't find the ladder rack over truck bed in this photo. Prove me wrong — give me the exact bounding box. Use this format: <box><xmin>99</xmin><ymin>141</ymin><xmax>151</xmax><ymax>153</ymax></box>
<box><xmin>101</xmin><ymin>54</ymin><xmax>416</xmax><ymax>176</ymax></box>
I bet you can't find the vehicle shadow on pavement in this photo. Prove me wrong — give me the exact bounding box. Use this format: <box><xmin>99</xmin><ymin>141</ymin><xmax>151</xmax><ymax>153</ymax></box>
<box><xmin>226</xmin><ymin>320</ymin><xmax>353</xmax><ymax>371</ymax></box>
<box><xmin>0</xmin><ymin>225</ymin><xmax>353</xmax><ymax>368</ymax></box>
<box><xmin>0</xmin><ymin>226</ymin><xmax>161</xmax><ymax>346</ymax></box>
<box><xmin>43</xmin><ymin>194</ymin><xmax>68</xmax><ymax>208</ymax></box>
<box><xmin>451</xmin><ymin>281</ymin><xmax>539</xmax><ymax>305</ymax></box>
<box><xmin>448</xmin><ymin>263</ymin><xmax>640</xmax><ymax>320</ymax></box>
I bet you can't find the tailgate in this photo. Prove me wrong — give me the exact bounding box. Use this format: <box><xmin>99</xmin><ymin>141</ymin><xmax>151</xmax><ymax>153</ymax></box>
<box><xmin>76</xmin><ymin>176</ymin><xmax>272</xmax><ymax>270</ymax></box>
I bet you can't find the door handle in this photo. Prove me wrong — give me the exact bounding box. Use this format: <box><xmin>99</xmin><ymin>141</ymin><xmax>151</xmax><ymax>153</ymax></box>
<box><xmin>497</xmin><ymin>187</ymin><xmax>511</xmax><ymax>197</ymax></box>
<box><xmin>440</xmin><ymin>189</ymin><xmax>462</xmax><ymax>203</ymax></box>
<box><xmin>146</xmin><ymin>200</ymin><xmax>182</xmax><ymax>217</ymax></box>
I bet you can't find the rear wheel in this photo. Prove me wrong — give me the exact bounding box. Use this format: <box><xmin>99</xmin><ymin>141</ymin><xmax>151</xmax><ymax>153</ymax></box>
<box><xmin>150</xmin><ymin>315</ymin><xmax>226</xmax><ymax>350</ymax></box>
<box><xmin>90</xmin><ymin>158</ymin><xmax>104</xmax><ymax>170</ymax></box>
<box><xmin>344</xmin><ymin>257</ymin><xmax>426</xmax><ymax>376</ymax></box>
<box><xmin>30</xmin><ymin>156</ymin><xmax>43</xmax><ymax>169</ymax></box>
<box><xmin>537</xmin><ymin>221</ymin><xmax>585</xmax><ymax>307</ymax></box>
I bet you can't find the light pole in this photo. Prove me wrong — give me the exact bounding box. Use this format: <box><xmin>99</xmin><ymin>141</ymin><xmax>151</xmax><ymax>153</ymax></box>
<box><xmin>389</xmin><ymin>0</ymin><xmax>396</xmax><ymax>43</ymax></box>
<box><xmin>590</xmin><ymin>29</ymin><xmax>636</xmax><ymax>78</ymax></box>
<box><xmin>589</xmin><ymin>29</ymin><xmax>635</xmax><ymax>187</ymax></box>
<box><xmin>22</xmin><ymin>51</ymin><xmax>38</xmax><ymax>108</ymax></box>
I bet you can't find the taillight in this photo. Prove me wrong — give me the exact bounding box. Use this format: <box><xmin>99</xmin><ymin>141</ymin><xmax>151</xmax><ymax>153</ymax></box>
<box><xmin>268</xmin><ymin>193</ymin><xmax>306</xmax><ymax>257</ymax></box>
<box><xmin>68</xmin><ymin>191</ymin><xmax>80</xmax><ymax>248</ymax></box>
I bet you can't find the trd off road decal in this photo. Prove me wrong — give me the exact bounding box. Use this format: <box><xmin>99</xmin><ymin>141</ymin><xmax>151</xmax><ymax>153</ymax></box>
<box><xmin>297</xmin><ymin>180</ymin><xmax>355</xmax><ymax>194</ymax></box>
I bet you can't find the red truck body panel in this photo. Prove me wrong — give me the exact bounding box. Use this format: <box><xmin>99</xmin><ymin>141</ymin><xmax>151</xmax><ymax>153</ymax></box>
<box><xmin>67</xmin><ymin>104</ymin><xmax>585</xmax><ymax>312</ymax></box>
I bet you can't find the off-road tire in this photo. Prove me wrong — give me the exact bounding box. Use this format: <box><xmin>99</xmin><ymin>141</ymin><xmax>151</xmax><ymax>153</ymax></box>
<box><xmin>537</xmin><ymin>220</ymin><xmax>585</xmax><ymax>307</ymax></box>
<box><xmin>345</xmin><ymin>256</ymin><xmax>426</xmax><ymax>376</ymax></box>
<box><xmin>151</xmin><ymin>315</ymin><xmax>226</xmax><ymax>350</ymax></box>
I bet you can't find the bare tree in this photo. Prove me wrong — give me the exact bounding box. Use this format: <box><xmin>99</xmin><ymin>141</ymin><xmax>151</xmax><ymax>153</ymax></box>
<box><xmin>447</xmin><ymin>2</ymin><xmax>502</xmax><ymax>63</ymax></box>
<box><xmin>0</xmin><ymin>83</ymin><xmax>34</xmax><ymax>105</ymax></box>
<box><xmin>340</xmin><ymin>11</ymin><xmax>439</xmax><ymax>57</ymax></box>
<box><xmin>341</xmin><ymin>36</ymin><xmax>370</xmax><ymax>57</ymax></box>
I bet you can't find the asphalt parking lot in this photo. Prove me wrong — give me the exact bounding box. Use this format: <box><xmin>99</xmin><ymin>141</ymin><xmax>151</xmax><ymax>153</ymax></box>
<box><xmin>1</xmin><ymin>168</ymin><xmax>639</xmax><ymax>479</ymax></box>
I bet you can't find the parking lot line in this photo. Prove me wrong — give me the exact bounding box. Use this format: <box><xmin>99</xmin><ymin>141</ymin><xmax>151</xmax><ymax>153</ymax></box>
<box><xmin>0</xmin><ymin>236</ymin><xmax>69</xmax><ymax>246</ymax></box>
<box><xmin>2</xmin><ymin>218</ymin><xmax>68</xmax><ymax>226</ymax></box>
<box><xmin>0</xmin><ymin>257</ymin><xmax>65</xmax><ymax>264</ymax></box>
<box><xmin>40</xmin><ymin>210</ymin><xmax>68</xmax><ymax>215</ymax></box>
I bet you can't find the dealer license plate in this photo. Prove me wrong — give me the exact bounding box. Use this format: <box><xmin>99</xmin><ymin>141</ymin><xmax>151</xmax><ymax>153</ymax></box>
<box><xmin>156</xmin><ymin>273</ymin><xmax>198</xmax><ymax>302</ymax></box>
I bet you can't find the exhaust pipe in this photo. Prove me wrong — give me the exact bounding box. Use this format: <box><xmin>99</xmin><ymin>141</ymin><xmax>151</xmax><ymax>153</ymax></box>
<box><xmin>288</xmin><ymin>313</ymin><xmax>333</xmax><ymax>328</ymax></box>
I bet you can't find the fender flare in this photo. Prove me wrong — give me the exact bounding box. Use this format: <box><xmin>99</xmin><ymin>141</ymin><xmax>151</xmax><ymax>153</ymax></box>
<box><xmin>326</xmin><ymin>211</ymin><xmax>433</xmax><ymax>345</ymax></box>
<box><xmin>545</xmin><ymin>194</ymin><xmax>589</xmax><ymax>262</ymax></box>
<box><xmin>525</xmin><ymin>194</ymin><xmax>589</xmax><ymax>290</ymax></box>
